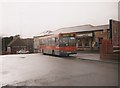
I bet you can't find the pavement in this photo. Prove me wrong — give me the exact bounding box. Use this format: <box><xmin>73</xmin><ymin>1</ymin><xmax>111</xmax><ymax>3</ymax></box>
<box><xmin>0</xmin><ymin>53</ymin><xmax>118</xmax><ymax>86</ymax></box>
<box><xmin>73</xmin><ymin>51</ymin><xmax>119</xmax><ymax>64</ymax></box>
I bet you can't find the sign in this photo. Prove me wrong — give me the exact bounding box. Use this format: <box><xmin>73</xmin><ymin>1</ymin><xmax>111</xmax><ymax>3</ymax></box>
<box><xmin>77</xmin><ymin>33</ymin><xmax>93</xmax><ymax>37</ymax></box>
<box><xmin>94</xmin><ymin>31</ymin><xmax>103</xmax><ymax>38</ymax></box>
<box><xmin>61</xmin><ymin>34</ymin><xmax>75</xmax><ymax>37</ymax></box>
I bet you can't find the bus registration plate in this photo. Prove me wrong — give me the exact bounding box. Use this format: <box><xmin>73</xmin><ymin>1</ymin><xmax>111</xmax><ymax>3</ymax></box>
<box><xmin>67</xmin><ymin>52</ymin><xmax>71</xmax><ymax>53</ymax></box>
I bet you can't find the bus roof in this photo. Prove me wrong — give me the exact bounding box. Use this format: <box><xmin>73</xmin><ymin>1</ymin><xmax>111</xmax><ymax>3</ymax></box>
<box><xmin>39</xmin><ymin>32</ymin><xmax>75</xmax><ymax>39</ymax></box>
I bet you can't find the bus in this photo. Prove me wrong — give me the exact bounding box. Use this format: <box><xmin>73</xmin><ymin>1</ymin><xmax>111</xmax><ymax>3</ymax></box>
<box><xmin>39</xmin><ymin>33</ymin><xmax>77</xmax><ymax>56</ymax></box>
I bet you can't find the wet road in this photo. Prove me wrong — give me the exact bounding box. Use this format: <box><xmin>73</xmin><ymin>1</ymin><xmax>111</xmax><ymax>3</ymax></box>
<box><xmin>0</xmin><ymin>54</ymin><xmax>118</xmax><ymax>86</ymax></box>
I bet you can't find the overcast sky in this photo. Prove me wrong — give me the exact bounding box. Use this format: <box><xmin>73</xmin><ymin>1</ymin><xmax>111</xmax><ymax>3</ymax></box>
<box><xmin>0</xmin><ymin>0</ymin><xmax>119</xmax><ymax>38</ymax></box>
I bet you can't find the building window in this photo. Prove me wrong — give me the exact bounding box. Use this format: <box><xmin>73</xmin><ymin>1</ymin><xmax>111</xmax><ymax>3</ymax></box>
<box><xmin>84</xmin><ymin>38</ymin><xmax>89</xmax><ymax>47</ymax></box>
<box><xmin>77</xmin><ymin>38</ymin><xmax>82</xmax><ymax>48</ymax></box>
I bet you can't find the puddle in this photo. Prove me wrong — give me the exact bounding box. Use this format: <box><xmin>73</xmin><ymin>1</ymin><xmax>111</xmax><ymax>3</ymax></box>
<box><xmin>19</xmin><ymin>57</ymin><xmax>26</xmax><ymax>59</ymax></box>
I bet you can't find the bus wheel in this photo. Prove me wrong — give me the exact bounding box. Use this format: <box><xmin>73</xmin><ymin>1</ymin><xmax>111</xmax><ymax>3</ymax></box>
<box><xmin>42</xmin><ymin>49</ymin><xmax>45</xmax><ymax>55</ymax></box>
<box><xmin>66</xmin><ymin>54</ymin><xmax>69</xmax><ymax>57</ymax></box>
<box><xmin>52</xmin><ymin>50</ymin><xmax>55</xmax><ymax>55</ymax></box>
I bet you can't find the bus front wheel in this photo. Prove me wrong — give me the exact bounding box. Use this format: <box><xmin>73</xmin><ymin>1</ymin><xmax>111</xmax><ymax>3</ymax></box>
<box><xmin>66</xmin><ymin>54</ymin><xmax>69</xmax><ymax>56</ymax></box>
<box><xmin>52</xmin><ymin>50</ymin><xmax>55</xmax><ymax>55</ymax></box>
<box><xmin>41</xmin><ymin>49</ymin><xmax>45</xmax><ymax>55</ymax></box>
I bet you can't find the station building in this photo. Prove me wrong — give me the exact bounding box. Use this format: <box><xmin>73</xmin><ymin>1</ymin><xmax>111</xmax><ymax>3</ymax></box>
<box><xmin>53</xmin><ymin>24</ymin><xmax>109</xmax><ymax>51</ymax></box>
<box><xmin>33</xmin><ymin>19</ymin><xmax>119</xmax><ymax>60</ymax></box>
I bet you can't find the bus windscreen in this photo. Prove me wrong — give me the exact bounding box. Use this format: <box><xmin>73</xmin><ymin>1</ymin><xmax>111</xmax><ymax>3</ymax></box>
<box><xmin>60</xmin><ymin>34</ymin><xmax>76</xmax><ymax>46</ymax></box>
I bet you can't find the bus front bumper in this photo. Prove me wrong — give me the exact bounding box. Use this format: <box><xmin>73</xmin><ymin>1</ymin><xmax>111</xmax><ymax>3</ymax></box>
<box><xmin>59</xmin><ymin>51</ymin><xmax>77</xmax><ymax>55</ymax></box>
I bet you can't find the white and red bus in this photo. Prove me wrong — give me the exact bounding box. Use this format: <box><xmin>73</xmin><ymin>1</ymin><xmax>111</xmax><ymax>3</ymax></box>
<box><xmin>39</xmin><ymin>33</ymin><xmax>77</xmax><ymax>56</ymax></box>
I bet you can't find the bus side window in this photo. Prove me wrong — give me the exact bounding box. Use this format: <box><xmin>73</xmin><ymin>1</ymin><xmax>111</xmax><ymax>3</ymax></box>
<box><xmin>47</xmin><ymin>38</ymin><xmax>49</xmax><ymax>46</ymax></box>
<box><xmin>39</xmin><ymin>40</ymin><xmax>41</xmax><ymax>45</ymax></box>
<box><xmin>45</xmin><ymin>39</ymin><xmax>48</xmax><ymax>46</ymax></box>
<box><xmin>48</xmin><ymin>38</ymin><xmax>50</xmax><ymax>46</ymax></box>
<box><xmin>49</xmin><ymin>38</ymin><xmax>52</xmax><ymax>46</ymax></box>
<box><xmin>40</xmin><ymin>39</ymin><xmax>44</xmax><ymax>45</ymax></box>
<box><xmin>55</xmin><ymin>38</ymin><xmax>59</xmax><ymax>46</ymax></box>
<box><xmin>52</xmin><ymin>38</ymin><xmax>55</xmax><ymax>46</ymax></box>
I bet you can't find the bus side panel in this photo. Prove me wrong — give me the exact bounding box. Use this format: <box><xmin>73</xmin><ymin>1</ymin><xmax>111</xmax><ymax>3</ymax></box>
<box><xmin>54</xmin><ymin>50</ymin><xmax>61</xmax><ymax>55</ymax></box>
<box><xmin>44</xmin><ymin>49</ymin><xmax>52</xmax><ymax>55</ymax></box>
<box><xmin>41</xmin><ymin>46</ymin><xmax>76</xmax><ymax>56</ymax></box>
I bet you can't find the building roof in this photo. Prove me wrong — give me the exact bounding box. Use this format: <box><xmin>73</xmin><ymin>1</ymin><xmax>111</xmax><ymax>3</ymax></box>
<box><xmin>7</xmin><ymin>38</ymin><xmax>26</xmax><ymax>47</ymax></box>
<box><xmin>33</xmin><ymin>24</ymin><xmax>109</xmax><ymax>38</ymax></box>
<box><xmin>34</xmin><ymin>30</ymin><xmax>53</xmax><ymax>38</ymax></box>
<box><xmin>94</xmin><ymin>25</ymin><xmax>109</xmax><ymax>30</ymax></box>
<box><xmin>22</xmin><ymin>38</ymin><xmax>33</xmax><ymax>46</ymax></box>
<box><xmin>53</xmin><ymin>24</ymin><xmax>109</xmax><ymax>34</ymax></box>
<box><xmin>8</xmin><ymin>36</ymin><xmax>33</xmax><ymax>47</ymax></box>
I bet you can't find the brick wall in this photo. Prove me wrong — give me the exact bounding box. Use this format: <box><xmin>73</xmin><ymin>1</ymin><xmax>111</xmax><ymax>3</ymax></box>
<box><xmin>111</xmin><ymin>20</ymin><xmax>120</xmax><ymax>46</ymax></box>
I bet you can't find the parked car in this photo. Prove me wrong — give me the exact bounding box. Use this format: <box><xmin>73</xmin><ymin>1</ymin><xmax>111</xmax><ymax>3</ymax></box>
<box><xmin>16</xmin><ymin>50</ymin><xmax>29</xmax><ymax>54</ymax></box>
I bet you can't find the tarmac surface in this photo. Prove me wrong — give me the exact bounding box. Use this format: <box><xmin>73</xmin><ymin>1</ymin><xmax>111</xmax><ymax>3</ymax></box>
<box><xmin>0</xmin><ymin>53</ymin><xmax>118</xmax><ymax>86</ymax></box>
<box><xmin>73</xmin><ymin>52</ymin><xmax>119</xmax><ymax>64</ymax></box>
